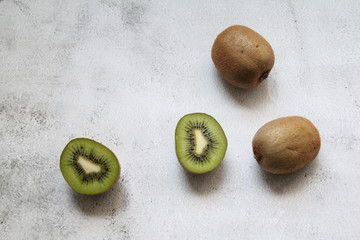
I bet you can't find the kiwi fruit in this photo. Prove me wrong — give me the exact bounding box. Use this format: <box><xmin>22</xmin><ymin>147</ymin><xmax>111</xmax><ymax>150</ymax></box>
<box><xmin>212</xmin><ymin>25</ymin><xmax>275</xmax><ymax>89</ymax></box>
<box><xmin>252</xmin><ymin>116</ymin><xmax>321</xmax><ymax>174</ymax></box>
<box><xmin>60</xmin><ymin>138</ymin><xmax>120</xmax><ymax>195</ymax></box>
<box><xmin>175</xmin><ymin>113</ymin><xmax>227</xmax><ymax>174</ymax></box>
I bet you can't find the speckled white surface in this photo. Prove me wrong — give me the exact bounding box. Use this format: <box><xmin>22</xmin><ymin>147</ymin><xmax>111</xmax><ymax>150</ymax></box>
<box><xmin>1</xmin><ymin>0</ymin><xmax>360</xmax><ymax>239</ymax></box>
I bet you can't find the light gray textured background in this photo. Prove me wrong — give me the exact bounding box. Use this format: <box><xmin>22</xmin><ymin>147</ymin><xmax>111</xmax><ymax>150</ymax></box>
<box><xmin>1</xmin><ymin>0</ymin><xmax>360</xmax><ymax>239</ymax></box>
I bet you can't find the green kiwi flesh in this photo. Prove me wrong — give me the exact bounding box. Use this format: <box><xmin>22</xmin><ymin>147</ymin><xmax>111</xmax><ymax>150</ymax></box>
<box><xmin>175</xmin><ymin>113</ymin><xmax>227</xmax><ymax>174</ymax></box>
<box><xmin>60</xmin><ymin>138</ymin><xmax>120</xmax><ymax>195</ymax></box>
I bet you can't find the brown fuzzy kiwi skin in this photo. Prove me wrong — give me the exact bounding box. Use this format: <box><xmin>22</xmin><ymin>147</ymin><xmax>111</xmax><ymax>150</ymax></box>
<box><xmin>252</xmin><ymin>116</ymin><xmax>321</xmax><ymax>174</ymax></box>
<box><xmin>211</xmin><ymin>25</ymin><xmax>275</xmax><ymax>89</ymax></box>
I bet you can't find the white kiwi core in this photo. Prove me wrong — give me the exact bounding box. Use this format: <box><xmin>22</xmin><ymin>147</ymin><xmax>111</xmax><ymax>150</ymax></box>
<box><xmin>193</xmin><ymin>128</ymin><xmax>209</xmax><ymax>156</ymax></box>
<box><xmin>78</xmin><ymin>156</ymin><xmax>101</xmax><ymax>174</ymax></box>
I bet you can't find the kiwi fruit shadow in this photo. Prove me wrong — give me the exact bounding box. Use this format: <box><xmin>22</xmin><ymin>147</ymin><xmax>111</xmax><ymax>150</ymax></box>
<box><xmin>183</xmin><ymin>159</ymin><xmax>227</xmax><ymax>195</ymax></box>
<box><xmin>258</xmin><ymin>157</ymin><xmax>320</xmax><ymax>194</ymax></box>
<box><xmin>71</xmin><ymin>178</ymin><xmax>129</xmax><ymax>216</ymax></box>
<box><xmin>215</xmin><ymin>68</ymin><xmax>273</xmax><ymax>109</ymax></box>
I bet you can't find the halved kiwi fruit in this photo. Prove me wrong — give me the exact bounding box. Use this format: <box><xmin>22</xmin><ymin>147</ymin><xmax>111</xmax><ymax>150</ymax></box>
<box><xmin>60</xmin><ymin>138</ymin><xmax>120</xmax><ymax>195</ymax></box>
<box><xmin>175</xmin><ymin>113</ymin><xmax>228</xmax><ymax>174</ymax></box>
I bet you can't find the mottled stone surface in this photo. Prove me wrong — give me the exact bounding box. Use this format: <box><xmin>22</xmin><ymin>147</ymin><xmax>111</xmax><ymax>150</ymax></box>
<box><xmin>1</xmin><ymin>0</ymin><xmax>359</xmax><ymax>239</ymax></box>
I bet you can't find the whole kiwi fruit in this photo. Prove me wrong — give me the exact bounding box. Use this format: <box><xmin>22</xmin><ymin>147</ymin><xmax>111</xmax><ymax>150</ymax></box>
<box><xmin>212</xmin><ymin>25</ymin><xmax>275</xmax><ymax>89</ymax></box>
<box><xmin>252</xmin><ymin>116</ymin><xmax>320</xmax><ymax>174</ymax></box>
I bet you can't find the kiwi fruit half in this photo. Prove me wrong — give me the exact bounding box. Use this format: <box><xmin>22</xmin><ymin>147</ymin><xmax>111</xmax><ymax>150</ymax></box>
<box><xmin>175</xmin><ymin>113</ymin><xmax>227</xmax><ymax>174</ymax></box>
<box><xmin>60</xmin><ymin>138</ymin><xmax>120</xmax><ymax>195</ymax></box>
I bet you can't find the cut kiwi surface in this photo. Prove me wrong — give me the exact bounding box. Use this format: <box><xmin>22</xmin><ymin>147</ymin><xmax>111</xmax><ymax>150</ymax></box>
<box><xmin>175</xmin><ymin>113</ymin><xmax>227</xmax><ymax>174</ymax></box>
<box><xmin>60</xmin><ymin>138</ymin><xmax>120</xmax><ymax>195</ymax></box>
